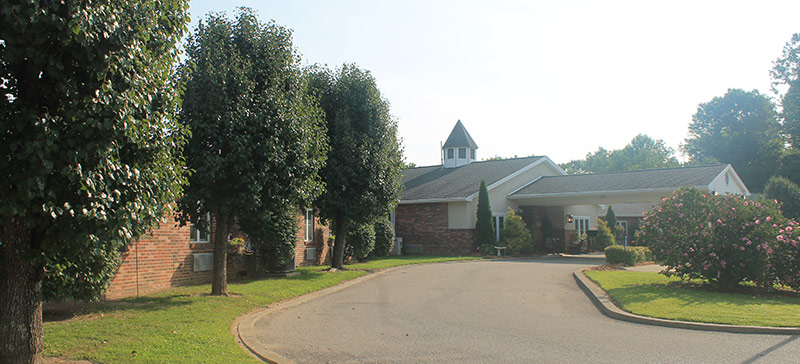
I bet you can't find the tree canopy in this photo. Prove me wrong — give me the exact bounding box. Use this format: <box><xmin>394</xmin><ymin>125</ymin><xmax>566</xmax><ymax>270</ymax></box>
<box><xmin>771</xmin><ymin>33</ymin><xmax>800</xmax><ymax>94</ymax></box>
<box><xmin>1</xmin><ymin>1</ymin><xmax>190</xmax><ymax>362</ymax></box>
<box><xmin>682</xmin><ymin>89</ymin><xmax>783</xmax><ymax>192</ymax></box>
<box><xmin>308</xmin><ymin>64</ymin><xmax>404</xmax><ymax>268</ymax></box>
<box><xmin>178</xmin><ymin>8</ymin><xmax>327</xmax><ymax>294</ymax></box>
<box><xmin>561</xmin><ymin>134</ymin><xmax>680</xmax><ymax>174</ymax></box>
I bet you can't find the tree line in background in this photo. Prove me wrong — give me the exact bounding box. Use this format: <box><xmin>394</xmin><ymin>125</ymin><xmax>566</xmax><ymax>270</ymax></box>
<box><xmin>0</xmin><ymin>4</ymin><xmax>402</xmax><ymax>363</ymax></box>
<box><xmin>562</xmin><ymin>33</ymin><xmax>800</xmax><ymax>220</ymax></box>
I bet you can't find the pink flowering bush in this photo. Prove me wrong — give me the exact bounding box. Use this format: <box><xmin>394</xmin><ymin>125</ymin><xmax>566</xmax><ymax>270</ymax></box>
<box><xmin>635</xmin><ymin>187</ymin><xmax>784</xmax><ymax>291</ymax></box>
<box><xmin>772</xmin><ymin>220</ymin><xmax>800</xmax><ymax>290</ymax></box>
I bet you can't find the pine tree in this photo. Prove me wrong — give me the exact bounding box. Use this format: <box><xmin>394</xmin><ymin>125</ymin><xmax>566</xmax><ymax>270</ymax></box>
<box><xmin>476</xmin><ymin>180</ymin><xmax>495</xmax><ymax>252</ymax></box>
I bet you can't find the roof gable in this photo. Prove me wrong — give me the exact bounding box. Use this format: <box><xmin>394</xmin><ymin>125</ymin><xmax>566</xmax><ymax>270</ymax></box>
<box><xmin>442</xmin><ymin>120</ymin><xmax>478</xmax><ymax>149</ymax></box>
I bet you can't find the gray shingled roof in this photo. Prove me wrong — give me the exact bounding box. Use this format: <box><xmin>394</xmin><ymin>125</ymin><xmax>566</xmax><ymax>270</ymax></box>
<box><xmin>512</xmin><ymin>164</ymin><xmax>728</xmax><ymax>196</ymax></box>
<box><xmin>402</xmin><ymin>156</ymin><xmax>545</xmax><ymax>201</ymax></box>
<box><xmin>442</xmin><ymin>120</ymin><xmax>478</xmax><ymax>149</ymax></box>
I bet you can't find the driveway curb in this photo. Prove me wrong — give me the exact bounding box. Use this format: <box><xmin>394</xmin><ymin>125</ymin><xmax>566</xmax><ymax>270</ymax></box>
<box><xmin>235</xmin><ymin>260</ymin><xmax>484</xmax><ymax>364</ymax></box>
<box><xmin>573</xmin><ymin>269</ymin><xmax>800</xmax><ymax>335</ymax></box>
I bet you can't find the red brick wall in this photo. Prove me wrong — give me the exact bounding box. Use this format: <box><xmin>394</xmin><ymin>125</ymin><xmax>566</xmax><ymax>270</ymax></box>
<box><xmin>395</xmin><ymin>203</ymin><xmax>476</xmax><ymax>254</ymax></box>
<box><xmin>105</xmin><ymin>210</ymin><xmax>328</xmax><ymax>300</ymax></box>
<box><xmin>104</xmin><ymin>214</ymin><xmax>250</xmax><ymax>299</ymax></box>
<box><xmin>295</xmin><ymin>210</ymin><xmax>331</xmax><ymax>266</ymax></box>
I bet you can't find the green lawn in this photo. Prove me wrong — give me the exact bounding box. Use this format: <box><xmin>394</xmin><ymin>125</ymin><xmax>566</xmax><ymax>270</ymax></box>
<box><xmin>45</xmin><ymin>256</ymin><xmax>479</xmax><ymax>363</ymax></box>
<box><xmin>584</xmin><ymin>270</ymin><xmax>800</xmax><ymax>327</ymax></box>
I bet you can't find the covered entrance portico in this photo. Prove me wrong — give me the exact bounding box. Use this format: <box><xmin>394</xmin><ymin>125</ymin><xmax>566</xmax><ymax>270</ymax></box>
<box><xmin>510</xmin><ymin>190</ymin><xmax>672</xmax><ymax>253</ymax></box>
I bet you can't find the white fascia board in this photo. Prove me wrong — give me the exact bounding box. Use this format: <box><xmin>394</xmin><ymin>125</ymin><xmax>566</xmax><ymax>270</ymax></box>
<box><xmin>507</xmin><ymin>185</ymin><xmax>710</xmax><ymax>200</ymax></box>
<box><xmin>465</xmin><ymin>158</ymin><xmax>551</xmax><ymax>202</ymax></box>
<box><xmin>543</xmin><ymin>156</ymin><xmax>568</xmax><ymax>175</ymax></box>
<box><xmin>398</xmin><ymin>197</ymin><xmax>469</xmax><ymax>205</ymax></box>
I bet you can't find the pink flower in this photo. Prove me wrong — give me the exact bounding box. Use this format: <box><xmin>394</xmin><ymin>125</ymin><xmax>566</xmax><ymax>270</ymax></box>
<box><xmin>766</xmin><ymin>216</ymin><xmax>772</xmax><ymax>222</ymax></box>
<box><xmin>788</xmin><ymin>226</ymin><xmax>793</xmax><ymax>232</ymax></box>
<box><xmin>755</xmin><ymin>220</ymin><xmax>760</xmax><ymax>224</ymax></box>
<box><xmin>739</xmin><ymin>246</ymin><xmax>745</xmax><ymax>251</ymax></box>
<box><xmin>720</xmin><ymin>260</ymin><xmax>727</xmax><ymax>268</ymax></box>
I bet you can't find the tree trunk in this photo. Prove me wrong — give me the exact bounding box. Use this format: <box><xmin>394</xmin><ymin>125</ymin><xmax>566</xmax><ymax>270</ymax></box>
<box><xmin>211</xmin><ymin>212</ymin><xmax>230</xmax><ymax>296</ymax></box>
<box><xmin>331</xmin><ymin>215</ymin><xmax>348</xmax><ymax>269</ymax></box>
<box><xmin>1</xmin><ymin>217</ymin><xmax>44</xmax><ymax>364</ymax></box>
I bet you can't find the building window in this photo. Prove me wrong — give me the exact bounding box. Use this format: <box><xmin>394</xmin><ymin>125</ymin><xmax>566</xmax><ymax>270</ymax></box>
<box><xmin>447</xmin><ymin>148</ymin><xmax>454</xmax><ymax>159</ymax></box>
<box><xmin>616</xmin><ymin>221</ymin><xmax>628</xmax><ymax>245</ymax></box>
<box><xmin>470</xmin><ymin>149</ymin><xmax>476</xmax><ymax>160</ymax></box>
<box><xmin>304</xmin><ymin>208</ymin><xmax>314</xmax><ymax>242</ymax></box>
<box><xmin>573</xmin><ymin>216</ymin><xmax>590</xmax><ymax>235</ymax></box>
<box><xmin>190</xmin><ymin>213</ymin><xmax>210</xmax><ymax>243</ymax></box>
<box><xmin>458</xmin><ymin>148</ymin><xmax>466</xmax><ymax>159</ymax></box>
<box><xmin>725</xmin><ymin>173</ymin><xmax>730</xmax><ymax>186</ymax></box>
<box><xmin>493</xmin><ymin>213</ymin><xmax>505</xmax><ymax>241</ymax></box>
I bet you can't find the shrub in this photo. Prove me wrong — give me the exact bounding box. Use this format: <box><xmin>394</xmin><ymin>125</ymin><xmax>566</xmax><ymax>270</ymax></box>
<box><xmin>500</xmin><ymin>208</ymin><xmax>533</xmax><ymax>255</ymax></box>
<box><xmin>476</xmin><ymin>180</ymin><xmax>495</xmax><ymax>254</ymax></box>
<box><xmin>765</xmin><ymin>176</ymin><xmax>800</xmax><ymax>219</ymax></box>
<box><xmin>372</xmin><ymin>217</ymin><xmax>395</xmax><ymax>257</ymax></box>
<box><xmin>595</xmin><ymin>219</ymin><xmax>616</xmax><ymax>251</ymax></box>
<box><xmin>241</xmin><ymin>208</ymin><xmax>298</xmax><ymax>272</ymax></box>
<box><xmin>635</xmin><ymin>187</ymin><xmax>783</xmax><ymax>291</ymax></box>
<box><xmin>605</xmin><ymin>205</ymin><xmax>617</xmax><ymax>233</ymax></box>
<box><xmin>772</xmin><ymin>219</ymin><xmax>800</xmax><ymax>290</ymax></box>
<box><xmin>346</xmin><ymin>222</ymin><xmax>375</xmax><ymax>261</ymax></box>
<box><xmin>605</xmin><ymin>245</ymin><xmax>651</xmax><ymax>266</ymax></box>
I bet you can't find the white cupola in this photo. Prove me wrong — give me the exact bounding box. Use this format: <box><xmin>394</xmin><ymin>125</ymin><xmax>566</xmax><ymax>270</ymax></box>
<box><xmin>442</xmin><ymin>120</ymin><xmax>478</xmax><ymax>168</ymax></box>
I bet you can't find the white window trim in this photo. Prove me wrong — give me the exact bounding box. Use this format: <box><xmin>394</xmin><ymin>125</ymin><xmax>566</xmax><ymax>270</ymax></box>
<box><xmin>573</xmin><ymin>215</ymin><xmax>590</xmax><ymax>235</ymax></box>
<box><xmin>493</xmin><ymin>212</ymin><xmax>506</xmax><ymax>242</ymax></box>
<box><xmin>304</xmin><ymin>208</ymin><xmax>314</xmax><ymax>242</ymax></box>
<box><xmin>190</xmin><ymin>212</ymin><xmax>211</xmax><ymax>243</ymax></box>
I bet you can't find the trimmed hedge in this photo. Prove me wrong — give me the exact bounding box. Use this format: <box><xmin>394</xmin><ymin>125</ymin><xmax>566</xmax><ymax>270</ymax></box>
<box><xmin>605</xmin><ymin>245</ymin><xmax>652</xmax><ymax>266</ymax></box>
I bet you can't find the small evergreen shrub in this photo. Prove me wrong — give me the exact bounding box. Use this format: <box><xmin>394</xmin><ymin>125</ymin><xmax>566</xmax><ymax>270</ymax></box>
<box><xmin>595</xmin><ymin>219</ymin><xmax>616</xmax><ymax>251</ymax></box>
<box><xmin>605</xmin><ymin>245</ymin><xmax>651</xmax><ymax>266</ymax></box>
<box><xmin>346</xmin><ymin>222</ymin><xmax>375</xmax><ymax>261</ymax></box>
<box><xmin>476</xmin><ymin>180</ymin><xmax>495</xmax><ymax>254</ymax></box>
<box><xmin>372</xmin><ymin>217</ymin><xmax>395</xmax><ymax>257</ymax></box>
<box><xmin>500</xmin><ymin>208</ymin><xmax>533</xmax><ymax>255</ymax></box>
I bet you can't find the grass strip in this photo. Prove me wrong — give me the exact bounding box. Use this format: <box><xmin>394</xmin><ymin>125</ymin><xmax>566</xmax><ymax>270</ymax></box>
<box><xmin>45</xmin><ymin>256</ymin><xmax>479</xmax><ymax>363</ymax></box>
<box><xmin>584</xmin><ymin>270</ymin><xmax>800</xmax><ymax>327</ymax></box>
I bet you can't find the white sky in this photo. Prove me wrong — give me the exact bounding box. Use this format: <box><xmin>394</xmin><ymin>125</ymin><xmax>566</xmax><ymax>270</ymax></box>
<box><xmin>189</xmin><ymin>0</ymin><xmax>800</xmax><ymax>167</ymax></box>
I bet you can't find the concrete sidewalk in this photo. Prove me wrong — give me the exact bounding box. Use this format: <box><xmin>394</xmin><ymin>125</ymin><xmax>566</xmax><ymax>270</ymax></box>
<box><xmin>623</xmin><ymin>264</ymin><xmax>666</xmax><ymax>273</ymax></box>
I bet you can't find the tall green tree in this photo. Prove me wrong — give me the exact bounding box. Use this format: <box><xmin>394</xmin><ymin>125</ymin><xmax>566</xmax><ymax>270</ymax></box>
<box><xmin>476</xmin><ymin>180</ymin><xmax>495</xmax><ymax>252</ymax></box>
<box><xmin>0</xmin><ymin>1</ymin><xmax>189</xmax><ymax>362</ymax></box>
<box><xmin>765</xmin><ymin>176</ymin><xmax>800</xmax><ymax>220</ymax></box>
<box><xmin>178</xmin><ymin>9</ymin><xmax>327</xmax><ymax>294</ymax></box>
<box><xmin>561</xmin><ymin>134</ymin><xmax>679</xmax><ymax>174</ymax></box>
<box><xmin>308</xmin><ymin>64</ymin><xmax>404</xmax><ymax>269</ymax></box>
<box><xmin>770</xmin><ymin>33</ymin><xmax>800</xmax><ymax>95</ymax></box>
<box><xmin>783</xmin><ymin>78</ymin><xmax>800</xmax><ymax>149</ymax></box>
<box><xmin>682</xmin><ymin>89</ymin><xmax>783</xmax><ymax>192</ymax></box>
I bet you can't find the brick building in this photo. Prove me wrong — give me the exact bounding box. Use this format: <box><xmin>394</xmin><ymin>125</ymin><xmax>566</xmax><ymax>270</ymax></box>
<box><xmin>105</xmin><ymin>209</ymin><xmax>329</xmax><ymax>299</ymax></box>
<box><xmin>395</xmin><ymin>121</ymin><xmax>750</xmax><ymax>254</ymax></box>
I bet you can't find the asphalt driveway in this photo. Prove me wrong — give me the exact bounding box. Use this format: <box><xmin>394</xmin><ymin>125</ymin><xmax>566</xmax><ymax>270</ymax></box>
<box><xmin>253</xmin><ymin>255</ymin><xmax>800</xmax><ymax>363</ymax></box>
